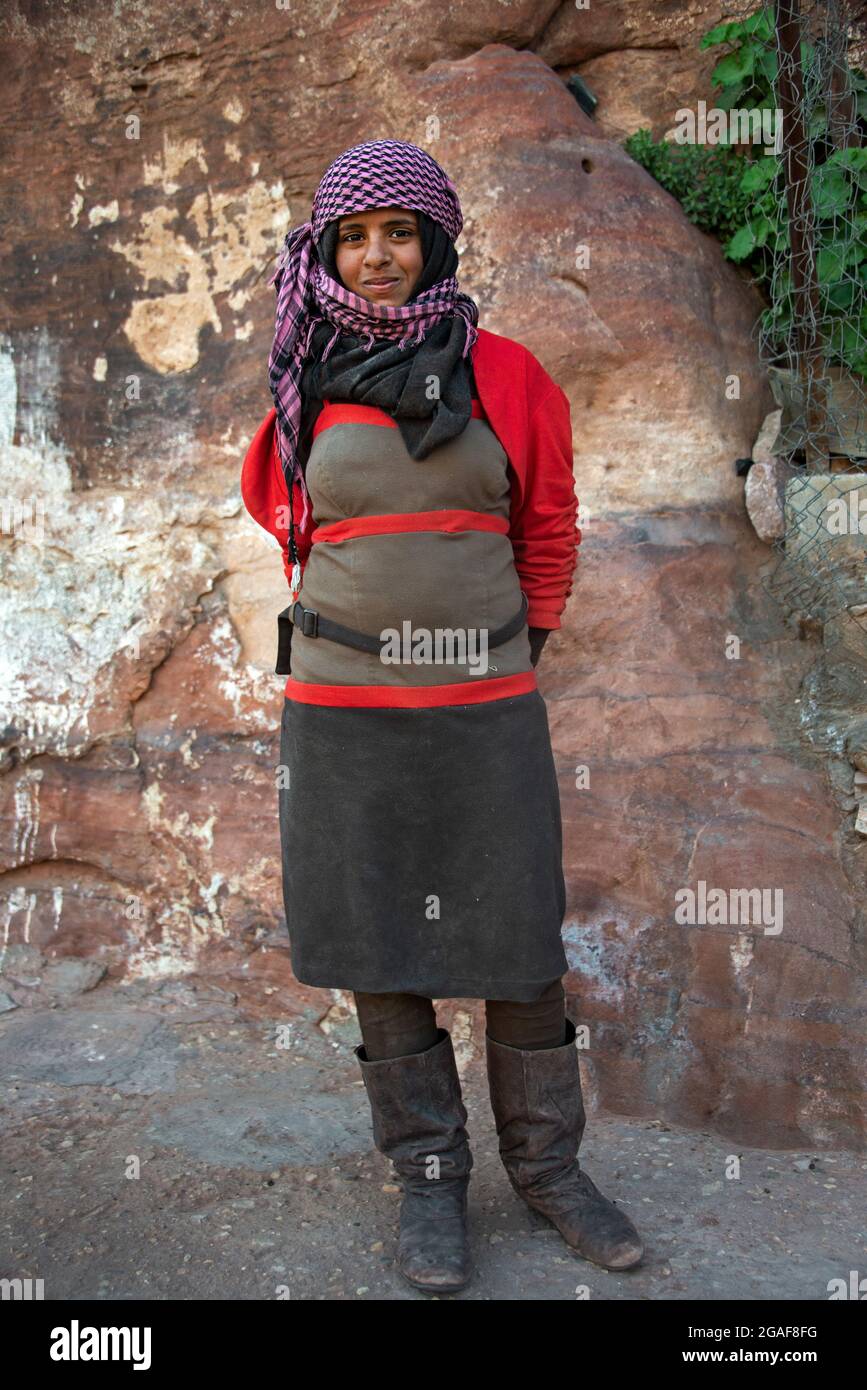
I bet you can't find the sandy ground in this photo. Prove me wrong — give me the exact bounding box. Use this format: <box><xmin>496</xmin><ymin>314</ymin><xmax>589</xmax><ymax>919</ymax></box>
<box><xmin>1</xmin><ymin>977</ymin><xmax>865</xmax><ymax>1302</ymax></box>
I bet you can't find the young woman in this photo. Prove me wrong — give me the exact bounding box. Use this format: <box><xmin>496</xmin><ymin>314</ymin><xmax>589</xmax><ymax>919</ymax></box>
<box><xmin>241</xmin><ymin>139</ymin><xmax>643</xmax><ymax>1294</ymax></box>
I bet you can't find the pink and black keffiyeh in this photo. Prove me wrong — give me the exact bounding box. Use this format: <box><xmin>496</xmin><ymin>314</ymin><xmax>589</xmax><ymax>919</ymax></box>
<box><xmin>267</xmin><ymin>139</ymin><xmax>479</xmax><ymax>548</ymax></box>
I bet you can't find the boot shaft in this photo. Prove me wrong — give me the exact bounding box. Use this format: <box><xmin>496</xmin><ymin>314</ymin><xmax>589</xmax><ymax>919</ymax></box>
<box><xmin>485</xmin><ymin>1017</ymin><xmax>586</xmax><ymax>1186</ymax></box>
<box><xmin>355</xmin><ymin>1026</ymin><xmax>473</xmax><ymax>1185</ymax></box>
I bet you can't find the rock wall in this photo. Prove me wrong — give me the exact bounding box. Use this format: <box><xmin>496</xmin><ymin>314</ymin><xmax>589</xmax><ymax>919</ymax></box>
<box><xmin>540</xmin><ymin>0</ymin><xmax>734</xmax><ymax>140</ymax></box>
<box><xmin>1</xmin><ymin>0</ymin><xmax>863</xmax><ymax>1149</ymax></box>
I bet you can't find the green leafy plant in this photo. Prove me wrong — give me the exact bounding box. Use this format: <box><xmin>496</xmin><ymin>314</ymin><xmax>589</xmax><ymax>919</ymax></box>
<box><xmin>700</xmin><ymin>8</ymin><xmax>779</xmax><ymax>113</ymax></box>
<box><xmin>701</xmin><ymin>7</ymin><xmax>867</xmax><ymax>132</ymax></box>
<box><xmin>623</xmin><ymin>129</ymin><xmax>754</xmax><ymax>242</ymax></box>
<box><xmin>624</xmin><ymin>3</ymin><xmax>867</xmax><ymax>377</ymax></box>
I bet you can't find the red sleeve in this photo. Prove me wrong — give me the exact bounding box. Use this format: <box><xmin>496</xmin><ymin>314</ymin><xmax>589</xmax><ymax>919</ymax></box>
<box><xmin>240</xmin><ymin>408</ymin><xmax>313</xmax><ymax>588</ymax></box>
<box><xmin>509</xmin><ymin>384</ymin><xmax>581</xmax><ymax>629</ymax></box>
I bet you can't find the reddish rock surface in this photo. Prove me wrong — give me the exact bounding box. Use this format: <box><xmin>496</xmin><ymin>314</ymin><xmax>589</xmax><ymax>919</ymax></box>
<box><xmin>540</xmin><ymin>0</ymin><xmax>731</xmax><ymax>140</ymax></box>
<box><xmin>1</xmin><ymin>1</ymin><xmax>863</xmax><ymax>1149</ymax></box>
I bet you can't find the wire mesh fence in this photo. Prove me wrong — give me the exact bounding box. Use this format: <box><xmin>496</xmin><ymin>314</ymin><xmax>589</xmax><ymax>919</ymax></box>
<box><xmin>709</xmin><ymin>1</ymin><xmax>867</xmax><ymax>659</ymax></box>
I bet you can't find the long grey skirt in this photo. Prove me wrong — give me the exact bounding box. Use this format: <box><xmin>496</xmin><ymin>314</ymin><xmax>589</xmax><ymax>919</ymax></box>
<box><xmin>277</xmin><ymin>688</ymin><xmax>568</xmax><ymax>1001</ymax></box>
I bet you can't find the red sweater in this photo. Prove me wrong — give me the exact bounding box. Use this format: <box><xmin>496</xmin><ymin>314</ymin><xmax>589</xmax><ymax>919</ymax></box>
<box><xmin>240</xmin><ymin>325</ymin><xmax>581</xmax><ymax>629</ymax></box>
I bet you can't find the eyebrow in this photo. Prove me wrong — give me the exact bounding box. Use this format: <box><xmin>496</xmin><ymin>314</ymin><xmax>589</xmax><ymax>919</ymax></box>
<box><xmin>338</xmin><ymin>216</ymin><xmax>418</xmax><ymax>230</ymax></box>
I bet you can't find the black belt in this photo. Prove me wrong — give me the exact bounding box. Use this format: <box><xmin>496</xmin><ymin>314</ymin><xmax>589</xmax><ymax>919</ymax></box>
<box><xmin>275</xmin><ymin>592</ymin><xmax>529</xmax><ymax>675</ymax></box>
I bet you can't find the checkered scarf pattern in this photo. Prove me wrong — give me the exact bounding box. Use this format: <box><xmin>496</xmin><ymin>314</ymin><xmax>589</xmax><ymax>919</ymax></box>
<box><xmin>267</xmin><ymin>139</ymin><xmax>479</xmax><ymax>530</ymax></box>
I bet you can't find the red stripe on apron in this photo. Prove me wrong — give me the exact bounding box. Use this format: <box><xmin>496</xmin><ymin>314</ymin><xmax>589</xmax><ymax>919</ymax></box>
<box><xmin>283</xmin><ymin>670</ymin><xmax>537</xmax><ymax>708</ymax></box>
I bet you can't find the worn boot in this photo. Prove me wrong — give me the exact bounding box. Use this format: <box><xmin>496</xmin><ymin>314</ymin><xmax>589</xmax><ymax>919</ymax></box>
<box><xmin>485</xmin><ymin>1017</ymin><xmax>644</xmax><ymax>1270</ymax></box>
<box><xmin>354</xmin><ymin>1026</ymin><xmax>473</xmax><ymax>1293</ymax></box>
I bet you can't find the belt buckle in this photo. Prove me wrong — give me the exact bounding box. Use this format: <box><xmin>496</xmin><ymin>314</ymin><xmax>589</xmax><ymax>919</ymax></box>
<box><xmin>300</xmin><ymin>606</ymin><xmax>318</xmax><ymax>638</ymax></box>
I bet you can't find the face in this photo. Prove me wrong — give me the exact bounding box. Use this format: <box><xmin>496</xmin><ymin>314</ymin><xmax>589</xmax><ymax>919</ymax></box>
<box><xmin>334</xmin><ymin>206</ymin><xmax>424</xmax><ymax>307</ymax></box>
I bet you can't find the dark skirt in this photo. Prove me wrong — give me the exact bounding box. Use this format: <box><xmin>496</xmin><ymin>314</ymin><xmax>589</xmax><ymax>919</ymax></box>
<box><xmin>277</xmin><ymin>689</ymin><xmax>569</xmax><ymax>1001</ymax></box>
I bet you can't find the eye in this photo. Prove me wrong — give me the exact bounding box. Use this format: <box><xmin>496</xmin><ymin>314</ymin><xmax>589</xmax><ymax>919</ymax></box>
<box><xmin>340</xmin><ymin>228</ymin><xmax>414</xmax><ymax>241</ymax></box>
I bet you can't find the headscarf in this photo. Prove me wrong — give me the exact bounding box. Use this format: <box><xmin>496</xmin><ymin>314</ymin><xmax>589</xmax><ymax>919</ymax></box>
<box><xmin>295</xmin><ymin>208</ymin><xmax>478</xmax><ymax>474</ymax></box>
<box><xmin>267</xmin><ymin>139</ymin><xmax>479</xmax><ymax>560</ymax></box>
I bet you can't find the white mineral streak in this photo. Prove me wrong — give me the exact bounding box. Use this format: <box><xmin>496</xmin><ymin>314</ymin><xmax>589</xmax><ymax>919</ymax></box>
<box><xmin>0</xmin><ymin>334</ymin><xmax>228</xmax><ymax>764</ymax></box>
<box><xmin>88</xmin><ymin>200</ymin><xmax>119</xmax><ymax>226</ymax></box>
<box><xmin>12</xmin><ymin>768</ymin><xmax>43</xmax><ymax>864</ymax></box>
<box><xmin>1</xmin><ymin>886</ymin><xmax>37</xmax><ymax>953</ymax></box>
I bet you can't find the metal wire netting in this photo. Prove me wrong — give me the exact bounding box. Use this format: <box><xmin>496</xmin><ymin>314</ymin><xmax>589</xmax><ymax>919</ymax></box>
<box><xmin>711</xmin><ymin>1</ymin><xmax>867</xmax><ymax>654</ymax></box>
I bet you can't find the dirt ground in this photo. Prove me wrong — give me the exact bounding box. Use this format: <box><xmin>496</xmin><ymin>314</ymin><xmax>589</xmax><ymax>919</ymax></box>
<box><xmin>1</xmin><ymin>977</ymin><xmax>865</xmax><ymax>1302</ymax></box>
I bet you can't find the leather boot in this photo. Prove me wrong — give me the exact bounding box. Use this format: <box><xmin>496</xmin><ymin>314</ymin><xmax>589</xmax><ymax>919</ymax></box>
<box><xmin>485</xmin><ymin>1017</ymin><xmax>644</xmax><ymax>1270</ymax></box>
<box><xmin>354</xmin><ymin>1026</ymin><xmax>473</xmax><ymax>1293</ymax></box>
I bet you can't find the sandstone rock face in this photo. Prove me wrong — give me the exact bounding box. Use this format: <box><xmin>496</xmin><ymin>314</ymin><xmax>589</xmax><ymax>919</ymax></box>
<box><xmin>543</xmin><ymin>508</ymin><xmax>864</xmax><ymax>1150</ymax></box>
<box><xmin>0</xmin><ymin>1</ymin><xmax>862</xmax><ymax>1149</ymax></box>
<box><xmin>539</xmin><ymin>0</ymin><xmax>731</xmax><ymax>142</ymax></box>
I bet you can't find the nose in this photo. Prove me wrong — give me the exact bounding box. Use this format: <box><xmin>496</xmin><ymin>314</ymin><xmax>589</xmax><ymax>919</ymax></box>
<box><xmin>363</xmin><ymin>234</ymin><xmax>392</xmax><ymax>269</ymax></box>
